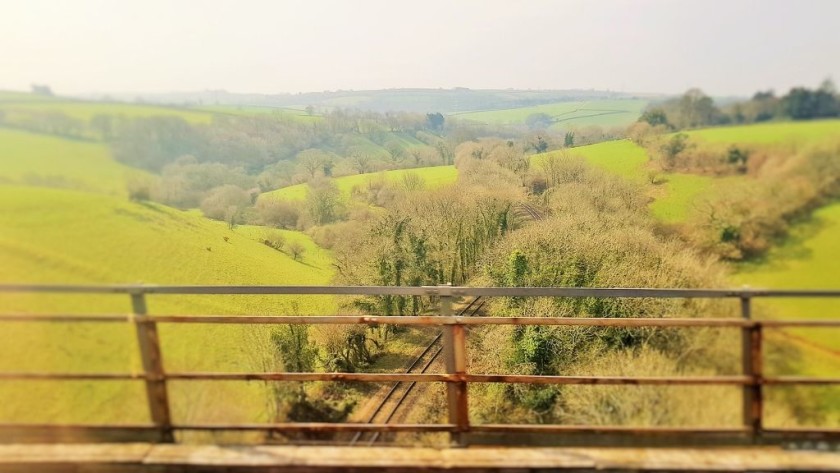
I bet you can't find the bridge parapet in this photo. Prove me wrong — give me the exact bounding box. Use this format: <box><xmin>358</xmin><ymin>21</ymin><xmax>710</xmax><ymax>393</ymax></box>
<box><xmin>1</xmin><ymin>284</ymin><xmax>839</xmax><ymax>447</ymax></box>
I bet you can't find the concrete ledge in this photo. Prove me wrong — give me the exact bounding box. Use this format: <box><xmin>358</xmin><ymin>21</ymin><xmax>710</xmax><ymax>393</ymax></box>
<box><xmin>1</xmin><ymin>444</ymin><xmax>840</xmax><ymax>472</ymax></box>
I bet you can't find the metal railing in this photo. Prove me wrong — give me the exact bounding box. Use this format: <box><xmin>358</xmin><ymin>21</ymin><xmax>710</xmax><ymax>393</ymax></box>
<box><xmin>1</xmin><ymin>284</ymin><xmax>839</xmax><ymax>446</ymax></box>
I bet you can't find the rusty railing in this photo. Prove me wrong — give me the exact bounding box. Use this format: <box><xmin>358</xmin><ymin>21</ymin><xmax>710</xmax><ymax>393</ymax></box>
<box><xmin>0</xmin><ymin>284</ymin><xmax>839</xmax><ymax>446</ymax></box>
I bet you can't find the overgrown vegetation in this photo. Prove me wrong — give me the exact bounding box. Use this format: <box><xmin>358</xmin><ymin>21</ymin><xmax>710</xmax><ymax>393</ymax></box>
<box><xmin>332</xmin><ymin>155</ymin><xmax>525</xmax><ymax>316</ymax></box>
<box><xmin>685</xmin><ymin>140</ymin><xmax>840</xmax><ymax>260</ymax></box>
<box><xmin>463</xmin><ymin>159</ymin><xmax>741</xmax><ymax>425</ymax></box>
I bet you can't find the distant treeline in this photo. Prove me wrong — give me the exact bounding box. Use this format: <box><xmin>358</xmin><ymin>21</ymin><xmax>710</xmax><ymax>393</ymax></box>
<box><xmin>637</xmin><ymin>79</ymin><xmax>839</xmax><ymax>130</ymax></box>
<box><xmin>91</xmin><ymin>88</ymin><xmax>646</xmax><ymax>114</ymax></box>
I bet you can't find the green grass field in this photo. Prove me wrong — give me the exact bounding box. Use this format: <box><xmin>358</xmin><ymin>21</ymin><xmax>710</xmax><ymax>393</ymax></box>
<box><xmin>262</xmin><ymin>166</ymin><xmax>458</xmax><ymax>201</ymax></box>
<box><xmin>687</xmin><ymin>119</ymin><xmax>840</xmax><ymax>146</ymax></box>
<box><xmin>0</xmin><ymin>127</ymin><xmax>337</xmax><ymax>426</ymax></box>
<box><xmin>195</xmin><ymin>105</ymin><xmax>321</xmax><ymax>123</ymax></box>
<box><xmin>735</xmin><ymin>203</ymin><xmax>840</xmax><ymax>336</ymax></box>
<box><xmin>0</xmin><ymin>128</ymin><xmax>144</xmax><ymax>195</ymax></box>
<box><xmin>454</xmin><ymin>99</ymin><xmax>649</xmax><ymax>130</ymax></box>
<box><xmin>0</xmin><ymin>186</ymin><xmax>336</xmax><ymax>425</ymax></box>
<box><xmin>571</xmin><ymin>140</ymin><xmax>648</xmax><ymax>178</ymax></box>
<box><xmin>560</xmin><ymin>121</ymin><xmax>840</xmax><ymax>225</ymax></box>
<box><xmin>653</xmin><ymin>120</ymin><xmax>840</xmax><ymax>223</ymax></box>
<box><xmin>533</xmin><ymin>140</ymin><xmax>743</xmax><ymax>225</ymax></box>
<box><xmin>0</xmin><ymin>100</ymin><xmax>214</xmax><ymax>124</ymax></box>
<box><xmin>534</xmin><ymin>140</ymin><xmax>726</xmax><ymax>224</ymax></box>
<box><xmin>648</xmin><ymin>174</ymin><xmax>746</xmax><ymax>224</ymax></box>
<box><xmin>733</xmin><ymin>203</ymin><xmax>840</xmax><ymax>418</ymax></box>
<box><xmin>532</xmin><ymin>140</ymin><xmax>649</xmax><ymax>180</ymax></box>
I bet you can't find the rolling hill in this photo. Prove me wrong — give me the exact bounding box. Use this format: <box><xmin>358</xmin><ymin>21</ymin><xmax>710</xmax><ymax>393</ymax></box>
<box><xmin>2</xmin><ymin>100</ymin><xmax>839</xmax><ymax>428</ymax></box>
<box><xmin>0</xmin><ymin>97</ymin><xmax>214</xmax><ymax>125</ymax></box>
<box><xmin>0</xmin><ymin>185</ymin><xmax>335</xmax><ymax>426</ymax></box>
<box><xmin>535</xmin><ymin>120</ymin><xmax>840</xmax><ymax>224</ymax></box>
<box><xmin>0</xmin><ymin>124</ymin><xmax>337</xmax><ymax>426</ymax></box>
<box><xmin>539</xmin><ymin>121</ymin><xmax>840</xmax><ymax>394</ymax></box>
<box><xmin>262</xmin><ymin>166</ymin><xmax>458</xmax><ymax>201</ymax></box>
<box><xmin>193</xmin><ymin>105</ymin><xmax>320</xmax><ymax>123</ymax></box>
<box><xmin>455</xmin><ymin>99</ymin><xmax>649</xmax><ymax>129</ymax></box>
<box><xmin>0</xmin><ymin>128</ymin><xmax>144</xmax><ymax>195</ymax></box>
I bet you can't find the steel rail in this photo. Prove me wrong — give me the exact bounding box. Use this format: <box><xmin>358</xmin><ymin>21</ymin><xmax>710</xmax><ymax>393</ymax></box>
<box><xmin>349</xmin><ymin>297</ymin><xmax>481</xmax><ymax>445</ymax></box>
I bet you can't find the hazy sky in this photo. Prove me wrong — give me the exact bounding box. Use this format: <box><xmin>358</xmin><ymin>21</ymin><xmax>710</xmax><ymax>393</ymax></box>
<box><xmin>2</xmin><ymin>0</ymin><xmax>839</xmax><ymax>96</ymax></box>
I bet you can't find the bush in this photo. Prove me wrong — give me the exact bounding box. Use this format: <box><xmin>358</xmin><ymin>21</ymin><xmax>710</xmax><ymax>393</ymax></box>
<box><xmin>305</xmin><ymin>178</ymin><xmax>345</xmax><ymax>226</ymax></box>
<box><xmin>350</xmin><ymin>174</ymin><xmax>397</xmax><ymax>207</ymax></box>
<box><xmin>308</xmin><ymin>221</ymin><xmax>365</xmax><ymax>250</ymax></box>
<box><xmin>465</xmin><ymin>159</ymin><xmax>738</xmax><ymax>424</ymax></box>
<box><xmin>263</xmin><ymin>230</ymin><xmax>286</xmax><ymax>251</ymax></box>
<box><xmin>287</xmin><ymin>240</ymin><xmax>306</xmax><ymax>261</ymax></box>
<box><xmin>126</xmin><ymin>175</ymin><xmax>154</xmax><ymax>201</ymax></box>
<box><xmin>658</xmin><ymin>133</ymin><xmax>692</xmax><ymax>169</ymax></box>
<box><xmin>400</xmin><ymin>171</ymin><xmax>425</xmax><ymax>192</ymax></box>
<box><xmin>199</xmin><ymin>185</ymin><xmax>252</xmax><ymax>225</ymax></box>
<box><xmin>317</xmin><ymin>325</ymin><xmax>378</xmax><ymax>373</ymax></box>
<box><xmin>256</xmin><ymin>198</ymin><xmax>300</xmax><ymax>229</ymax></box>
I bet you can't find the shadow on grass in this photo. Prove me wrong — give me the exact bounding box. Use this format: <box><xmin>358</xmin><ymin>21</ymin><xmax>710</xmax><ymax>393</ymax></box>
<box><xmin>738</xmin><ymin>212</ymin><xmax>828</xmax><ymax>273</ymax></box>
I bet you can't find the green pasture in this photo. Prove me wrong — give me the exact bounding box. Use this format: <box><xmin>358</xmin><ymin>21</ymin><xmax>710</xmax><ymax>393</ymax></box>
<box><xmin>195</xmin><ymin>105</ymin><xmax>320</xmax><ymax>123</ymax></box>
<box><xmin>653</xmin><ymin>120</ymin><xmax>840</xmax><ymax>223</ymax></box>
<box><xmin>0</xmin><ymin>186</ymin><xmax>336</xmax><ymax>425</ymax></box>
<box><xmin>531</xmin><ymin>140</ymin><xmax>649</xmax><ymax>180</ymax></box>
<box><xmin>735</xmin><ymin>203</ymin><xmax>840</xmax><ymax>334</ymax></box>
<box><xmin>649</xmin><ymin>174</ymin><xmax>742</xmax><ymax>224</ymax></box>
<box><xmin>732</xmin><ymin>203</ymin><xmax>840</xmax><ymax>419</ymax></box>
<box><xmin>687</xmin><ymin>119</ymin><xmax>840</xmax><ymax>146</ymax></box>
<box><xmin>0</xmin><ymin>127</ymin><xmax>340</xmax><ymax>427</ymax></box>
<box><xmin>0</xmin><ymin>128</ymin><xmax>144</xmax><ymax>195</ymax></box>
<box><xmin>0</xmin><ymin>100</ymin><xmax>214</xmax><ymax>124</ymax></box>
<box><xmin>262</xmin><ymin>165</ymin><xmax>458</xmax><ymax>202</ymax></box>
<box><xmin>454</xmin><ymin>99</ymin><xmax>649</xmax><ymax>129</ymax></box>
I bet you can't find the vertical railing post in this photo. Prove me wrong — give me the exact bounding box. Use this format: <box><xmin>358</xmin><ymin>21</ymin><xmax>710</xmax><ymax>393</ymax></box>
<box><xmin>740</xmin><ymin>293</ymin><xmax>763</xmax><ymax>440</ymax></box>
<box><xmin>131</xmin><ymin>289</ymin><xmax>174</xmax><ymax>442</ymax></box>
<box><xmin>440</xmin><ymin>285</ymin><xmax>469</xmax><ymax>446</ymax></box>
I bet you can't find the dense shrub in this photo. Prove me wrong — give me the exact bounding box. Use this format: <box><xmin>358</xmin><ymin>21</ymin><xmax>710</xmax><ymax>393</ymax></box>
<box><xmin>126</xmin><ymin>175</ymin><xmax>154</xmax><ymax>201</ymax></box>
<box><xmin>256</xmin><ymin>198</ymin><xmax>300</xmax><ymax>229</ymax></box>
<box><xmin>333</xmin><ymin>160</ymin><xmax>526</xmax><ymax>315</ymax></box>
<box><xmin>263</xmin><ymin>229</ymin><xmax>286</xmax><ymax>251</ymax></box>
<box><xmin>304</xmin><ymin>178</ymin><xmax>345</xmax><ymax>226</ymax></box>
<box><xmin>199</xmin><ymin>184</ymin><xmax>252</xmax><ymax>226</ymax></box>
<box><xmin>461</xmin><ymin>158</ymin><xmax>740</xmax><ymax>425</ymax></box>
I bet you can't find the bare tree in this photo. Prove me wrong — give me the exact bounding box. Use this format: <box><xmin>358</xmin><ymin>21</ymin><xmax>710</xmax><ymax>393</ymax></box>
<box><xmin>296</xmin><ymin>149</ymin><xmax>329</xmax><ymax>179</ymax></box>
<box><xmin>287</xmin><ymin>240</ymin><xmax>306</xmax><ymax>261</ymax></box>
<box><xmin>350</xmin><ymin>151</ymin><xmax>373</xmax><ymax>174</ymax></box>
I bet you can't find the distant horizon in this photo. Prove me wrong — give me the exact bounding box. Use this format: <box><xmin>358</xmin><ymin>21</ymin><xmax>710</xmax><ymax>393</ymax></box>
<box><xmin>3</xmin><ymin>0</ymin><xmax>838</xmax><ymax>98</ymax></box>
<box><xmin>5</xmin><ymin>73</ymin><xmax>836</xmax><ymax>101</ymax></box>
<box><xmin>9</xmin><ymin>85</ymin><xmax>739</xmax><ymax>101</ymax></box>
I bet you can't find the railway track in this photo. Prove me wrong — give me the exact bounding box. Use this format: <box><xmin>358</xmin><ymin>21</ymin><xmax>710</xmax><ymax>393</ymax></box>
<box><xmin>349</xmin><ymin>296</ymin><xmax>485</xmax><ymax>445</ymax></box>
<box><xmin>516</xmin><ymin>202</ymin><xmax>544</xmax><ymax>221</ymax></box>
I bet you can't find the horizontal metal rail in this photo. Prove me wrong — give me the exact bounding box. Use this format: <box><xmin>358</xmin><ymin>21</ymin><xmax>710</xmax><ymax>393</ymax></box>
<box><xmin>3</xmin><ymin>314</ymin><xmax>840</xmax><ymax>327</ymax></box>
<box><xmin>2</xmin><ymin>283</ymin><xmax>840</xmax><ymax>298</ymax></box>
<box><xmin>3</xmin><ymin>372</ymin><xmax>839</xmax><ymax>385</ymax></box>
<box><xmin>1</xmin><ymin>284</ymin><xmax>839</xmax><ymax>447</ymax></box>
<box><xmin>3</xmin><ymin>423</ymin><xmax>839</xmax><ymax>436</ymax></box>
<box><xmin>0</xmin><ymin>314</ymin><xmax>840</xmax><ymax>328</ymax></box>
